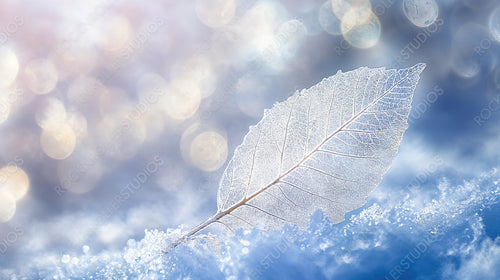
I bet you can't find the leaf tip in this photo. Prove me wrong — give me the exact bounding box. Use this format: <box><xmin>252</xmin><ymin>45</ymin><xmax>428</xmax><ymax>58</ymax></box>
<box><xmin>411</xmin><ymin>63</ymin><xmax>426</xmax><ymax>74</ymax></box>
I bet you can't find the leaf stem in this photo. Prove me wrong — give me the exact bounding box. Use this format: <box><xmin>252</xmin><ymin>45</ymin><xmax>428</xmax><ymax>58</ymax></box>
<box><xmin>162</xmin><ymin>212</ymin><xmax>221</xmax><ymax>254</ymax></box>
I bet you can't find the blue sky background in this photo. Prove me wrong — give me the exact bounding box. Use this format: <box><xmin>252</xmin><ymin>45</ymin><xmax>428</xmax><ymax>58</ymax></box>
<box><xmin>1</xmin><ymin>0</ymin><xmax>500</xmax><ymax>279</ymax></box>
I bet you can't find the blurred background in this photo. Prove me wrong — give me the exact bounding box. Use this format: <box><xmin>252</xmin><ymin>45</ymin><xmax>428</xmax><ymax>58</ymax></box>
<box><xmin>1</xmin><ymin>0</ymin><xmax>500</xmax><ymax>278</ymax></box>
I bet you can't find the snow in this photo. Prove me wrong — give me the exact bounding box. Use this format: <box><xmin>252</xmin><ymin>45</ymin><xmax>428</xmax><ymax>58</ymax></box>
<box><xmin>4</xmin><ymin>167</ymin><xmax>499</xmax><ymax>279</ymax></box>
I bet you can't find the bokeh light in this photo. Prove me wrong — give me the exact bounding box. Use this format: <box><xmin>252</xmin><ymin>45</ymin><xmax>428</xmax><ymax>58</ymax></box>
<box><xmin>40</xmin><ymin>123</ymin><xmax>77</xmax><ymax>160</ymax></box>
<box><xmin>23</xmin><ymin>58</ymin><xmax>59</xmax><ymax>95</ymax></box>
<box><xmin>0</xmin><ymin>190</ymin><xmax>16</xmax><ymax>222</ymax></box>
<box><xmin>56</xmin><ymin>41</ymin><xmax>98</xmax><ymax>75</ymax></box>
<box><xmin>319</xmin><ymin>1</ymin><xmax>342</xmax><ymax>35</ymax></box>
<box><xmin>161</xmin><ymin>78</ymin><xmax>201</xmax><ymax>121</ymax></box>
<box><xmin>0</xmin><ymin>96</ymin><xmax>10</xmax><ymax>124</ymax></box>
<box><xmin>0</xmin><ymin>165</ymin><xmax>30</xmax><ymax>201</ymax></box>
<box><xmin>195</xmin><ymin>0</ymin><xmax>235</xmax><ymax>28</ymax></box>
<box><xmin>489</xmin><ymin>6</ymin><xmax>500</xmax><ymax>42</ymax></box>
<box><xmin>403</xmin><ymin>0</ymin><xmax>439</xmax><ymax>28</ymax></box>
<box><xmin>331</xmin><ymin>0</ymin><xmax>372</xmax><ymax>18</ymax></box>
<box><xmin>451</xmin><ymin>23</ymin><xmax>489</xmax><ymax>79</ymax></box>
<box><xmin>341</xmin><ymin>7</ymin><xmax>381</xmax><ymax>49</ymax></box>
<box><xmin>239</xmin><ymin>1</ymin><xmax>286</xmax><ymax>53</ymax></box>
<box><xmin>95</xmin><ymin>14</ymin><xmax>131</xmax><ymax>52</ymax></box>
<box><xmin>180</xmin><ymin>124</ymin><xmax>228</xmax><ymax>172</ymax></box>
<box><xmin>0</xmin><ymin>47</ymin><xmax>19</xmax><ymax>89</ymax></box>
<box><xmin>181</xmin><ymin>55</ymin><xmax>217</xmax><ymax>98</ymax></box>
<box><xmin>35</xmin><ymin>97</ymin><xmax>67</xmax><ymax>130</ymax></box>
<box><xmin>189</xmin><ymin>131</ymin><xmax>228</xmax><ymax>172</ymax></box>
<box><xmin>66</xmin><ymin>110</ymin><xmax>88</xmax><ymax>139</ymax></box>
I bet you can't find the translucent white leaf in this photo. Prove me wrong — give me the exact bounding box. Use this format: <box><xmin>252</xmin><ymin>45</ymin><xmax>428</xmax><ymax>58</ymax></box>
<box><xmin>168</xmin><ymin>63</ymin><xmax>425</xmax><ymax>251</ymax></box>
<box><xmin>215</xmin><ymin>63</ymin><xmax>426</xmax><ymax>230</ymax></box>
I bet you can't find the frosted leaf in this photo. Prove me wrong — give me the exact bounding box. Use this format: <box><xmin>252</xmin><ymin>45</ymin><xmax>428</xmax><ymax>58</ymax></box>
<box><xmin>215</xmin><ymin>63</ymin><xmax>426</xmax><ymax>231</ymax></box>
<box><xmin>166</xmin><ymin>64</ymin><xmax>425</xmax><ymax>252</ymax></box>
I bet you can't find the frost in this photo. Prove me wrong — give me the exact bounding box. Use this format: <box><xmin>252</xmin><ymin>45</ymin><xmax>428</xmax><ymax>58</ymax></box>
<box><xmin>123</xmin><ymin>229</ymin><xmax>175</xmax><ymax>266</ymax></box>
<box><xmin>10</xmin><ymin>165</ymin><xmax>499</xmax><ymax>279</ymax></box>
